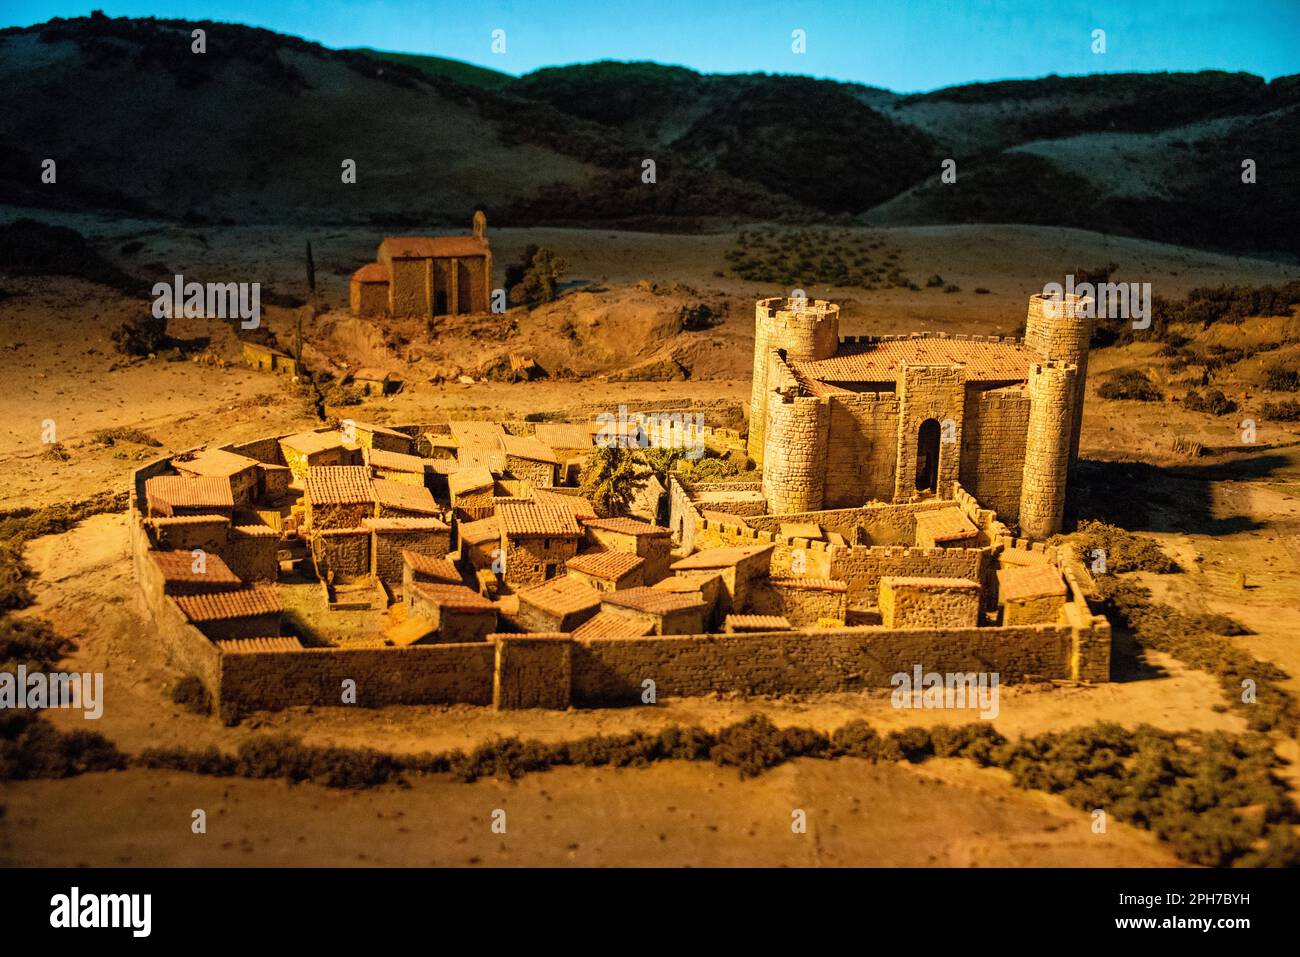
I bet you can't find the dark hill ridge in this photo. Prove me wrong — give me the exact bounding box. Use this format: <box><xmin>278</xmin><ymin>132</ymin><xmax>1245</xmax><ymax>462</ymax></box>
<box><xmin>0</xmin><ymin>13</ymin><xmax>1296</xmax><ymax>255</ymax></box>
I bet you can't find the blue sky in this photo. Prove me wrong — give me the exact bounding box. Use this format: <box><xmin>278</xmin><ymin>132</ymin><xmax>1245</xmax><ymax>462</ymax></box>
<box><xmin>6</xmin><ymin>0</ymin><xmax>1299</xmax><ymax>91</ymax></box>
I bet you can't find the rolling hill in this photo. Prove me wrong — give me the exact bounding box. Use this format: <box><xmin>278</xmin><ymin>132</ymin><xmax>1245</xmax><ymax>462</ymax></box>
<box><xmin>0</xmin><ymin>12</ymin><xmax>1296</xmax><ymax>255</ymax></box>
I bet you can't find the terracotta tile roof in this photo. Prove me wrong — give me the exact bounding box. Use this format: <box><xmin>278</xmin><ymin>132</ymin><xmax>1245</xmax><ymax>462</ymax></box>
<box><xmin>280</xmin><ymin>430</ymin><xmax>349</xmax><ymax>456</ymax></box>
<box><xmin>769</xmin><ymin>577</ymin><xmax>849</xmax><ymax>592</ymax></box>
<box><xmin>170</xmin><ymin>447</ymin><xmax>260</xmax><ymax>478</ymax></box>
<box><xmin>791</xmin><ymin>336</ymin><xmax>1033</xmax><ymax>386</ymax></box>
<box><xmin>996</xmin><ymin>565</ymin><xmax>1066</xmax><ymax>602</ymax></box>
<box><xmin>583</xmin><ymin>517</ymin><xmax>671</xmax><ymax>537</ymax></box>
<box><xmin>518</xmin><ymin>576</ymin><xmax>601</xmax><ymax>617</ymax></box>
<box><xmin>532</xmin><ymin>423</ymin><xmax>595</xmax><ymax>450</ymax></box>
<box><xmin>448</xmin><ymin>466</ymin><xmax>496</xmax><ymax>497</ymax></box>
<box><xmin>603</xmin><ymin>587</ymin><xmax>705</xmax><ymax>615</ymax></box>
<box><xmin>671</xmin><ymin>544</ymin><xmax>774</xmax><ymax>571</ymax></box>
<box><xmin>572</xmin><ymin>611</ymin><xmax>655</xmax><ymax>640</ymax></box>
<box><xmin>726</xmin><ymin>614</ymin><xmax>793</xmax><ymax>631</ymax></box>
<box><xmin>230</xmin><ymin>523</ymin><xmax>278</xmax><ymax>538</ymax></box>
<box><xmin>373</xmin><ymin>478</ymin><xmax>440</xmax><ymax>514</ymax></box>
<box><xmin>351</xmin><ymin>262</ymin><xmax>390</xmax><ymax>283</ymax></box>
<box><xmin>532</xmin><ymin>488</ymin><xmax>597</xmax><ymax>521</ymax></box>
<box><xmin>145</xmin><ymin>475</ymin><xmax>235</xmax><ymax>511</ymax></box>
<box><xmin>450</xmin><ymin>421</ymin><xmax>505</xmax><ymax>445</ymax></box>
<box><xmin>411</xmin><ymin>582</ymin><xmax>495</xmax><ymax>612</ymax></box>
<box><xmin>500</xmin><ymin>434</ymin><xmax>559</xmax><ymax>464</ymax></box>
<box><xmin>458</xmin><ymin>515</ymin><xmax>500</xmax><ymax>546</ymax></box>
<box><xmin>653</xmin><ymin>572</ymin><xmax>721</xmax><ymax>593</ymax></box>
<box><xmin>305</xmin><ymin>466</ymin><xmax>375</xmax><ymax>505</ymax></box>
<box><xmin>174</xmin><ymin>585</ymin><xmax>282</xmax><ymax>622</ymax></box>
<box><xmin>380</xmin><ymin>235</ymin><xmax>489</xmax><ymax>260</ymax></box>
<box><xmin>882</xmin><ymin>575</ymin><xmax>980</xmax><ymax>591</ymax></box>
<box><xmin>489</xmin><ymin>632</ymin><xmax>571</xmax><ymax>642</ymax></box>
<box><xmin>217</xmin><ymin>635</ymin><xmax>303</xmax><ymax>653</ymax></box>
<box><xmin>566</xmin><ymin>550</ymin><xmax>644</xmax><ymax>581</ymax></box>
<box><xmin>402</xmin><ymin>551</ymin><xmax>462</xmax><ymax>584</ymax></box>
<box><xmin>148</xmin><ymin>514</ymin><xmax>231</xmax><ymax>527</ymax></box>
<box><xmin>364</xmin><ymin>516</ymin><xmax>449</xmax><ymax>532</ymax></box>
<box><xmin>364</xmin><ymin>447</ymin><xmax>429</xmax><ymax>473</ymax></box>
<box><xmin>915</xmin><ymin>507</ymin><xmax>979</xmax><ymax>543</ymax></box>
<box><xmin>348</xmin><ymin>419</ymin><xmax>409</xmax><ymax>439</ymax></box>
<box><xmin>499</xmin><ymin>501</ymin><xmax>583</xmax><ymax>538</ymax></box>
<box><xmin>153</xmin><ymin>549</ymin><xmax>242</xmax><ymax>587</ymax></box>
<box><xmin>456</xmin><ymin>443</ymin><xmax>507</xmax><ymax>472</ymax></box>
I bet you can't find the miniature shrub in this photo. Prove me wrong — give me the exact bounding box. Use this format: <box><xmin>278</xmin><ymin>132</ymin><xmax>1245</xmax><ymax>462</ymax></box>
<box><xmin>0</xmin><ymin>713</ymin><xmax>126</xmax><ymax>781</ymax></box>
<box><xmin>170</xmin><ymin>675</ymin><xmax>212</xmax><ymax>715</ymax></box>
<box><xmin>1260</xmin><ymin>399</ymin><xmax>1300</xmax><ymax>421</ymax></box>
<box><xmin>709</xmin><ymin>714</ymin><xmax>830</xmax><ymax>777</ymax></box>
<box><xmin>1183</xmin><ymin>388</ymin><xmax>1237</xmax><ymax>415</ymax></box>
<box><xmin>138</xmin><ymin>744</ymin><xmax>236</xmax><ymax>776</ymax></box>
<box><xmin>1264</xmin><ymin>362</ymin><xmax>1300</xmax><ymax>392</ymax></box>
<box><xmin>1057</xmin><ymin>520</ymin><xmax>1177</xmax><ymax>574</ymax></box>
<box><xmin>111</xmin><ymin>312</ymin><xmax>167</xmax><ymax>356</ymax></box>
<box><xmin>93</xmin><ymin>427</ymin><xmax>162</xmax><ymax>447</ymax></box>
<box><xmin>1097</xmin><ymin>370</ymin><xmax>1162</xmax><ymax>401</ymax></box>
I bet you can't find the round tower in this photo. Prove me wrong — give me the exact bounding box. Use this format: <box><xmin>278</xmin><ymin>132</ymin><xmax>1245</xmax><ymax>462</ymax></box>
<box><xmin>1019</xmin><ymin>360</ymin><xmax>1078</xmax><ymax>539</ymax></box>
<box><xmin>761</xmin><ymin>388</ymin><xmax>829</xmax><ymax>513</ymax></box>
<box><xmin>747</xmin><ymin>296</ymin><xmax>840</xmax><ymax>467</ymax></box>
<box><xmin>1023</xmin><ymin>292</ymin><xmax>1093</xmax><ymax>465</ymax></box>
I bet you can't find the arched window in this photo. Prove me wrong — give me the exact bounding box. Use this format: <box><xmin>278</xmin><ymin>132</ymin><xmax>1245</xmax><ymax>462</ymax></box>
<box><xmin>916</xmin><ymin>419</ymin><xmax>940</xmax><ymax>492</ymax></box>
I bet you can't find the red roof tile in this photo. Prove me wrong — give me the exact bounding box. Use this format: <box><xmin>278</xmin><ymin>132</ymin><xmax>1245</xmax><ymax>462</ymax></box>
<box><xmin>566</xmin><ymin>550</ymin><xmax>644</xmax><ymax>581</ymax></box>
<box><xmin>583</xmin><ymin>517</ymin><xmax>671</xmax><ymax>537</ymax></box>
<box><xmin>518</xmin><ymin>577</ymin><xmax>601</xmax><ymax>617</ymax></box>
<box><xmin>725</xmin><ymin>614</ymin><xmax>793</xmax><ymax>631</ymax></box>
<box><xmin>602</xmin><ymin>587</ymin><xmax>705</xmax><ymax>615</ymax></box>
<box><xmin>174</xmin><ymin>585</ymin><xmax>282</xmax><ymax>622</ymax></box>
<box><xmin>217</xmin><ymin>636</ymin><xmax>303</xmax><ymax>653</ymax></box>
<box><xmin>792</xmin><ymin>336</ymin><xmax>1033</xmax><ymax>386</ymax></box>
<box><xmin>499</xmin><ymin>501</ymin><xmax>582</xmax><ymax>538</ymax></box>
<box><xmin>373</xmin><ymin>478</ymin><xmax>440</xmax><ymax>514</ymax></box>
<box><xmin>170</xmin><ymin>447</ymin><xmax>259</xmax><ymax>478</ymax></box>
<box><xmin>402</xmin><ymin>551</ymin><xmax>462</xmax><ymax>584</ymax></box>
<box><xmin>305</xmin><ymin>466</ymin><xmax>375</xmax><ymax>505</ymax></box>
<box><xmin>411</xmin><ymin>582</ymin><xmax>495</xmax><ymax>612</ymax></box>
<box><xmin>671</xmin><ymin>544</ymin><xmax>774</xmax><ymax>571</ymax></box>
<box><xmin>501</xmin><ymin>433</ymin><xmax>559</xmax><ymax>464</ymax></box>
<box><xmin>996</xmin><ymin>564</ymin><xmax>1066</xmax><ymax>602</ymax></box>
<box><xmin>351</xmin><ymin>263</ymin><xmax>390</xmax><ymax>283</ymax></box>
<box><xmin>145</xmin><ymin>475</ymin><xmax>235</xmax><ymax>511</ymax></box>
<box><xmin>572</xmin><ymin>611</ymin><xmax>655</xmax><ymax>640</ymax></box>
<box><xmin>381</xmin><ymin>236</ymin><xmax>489</xmax><ymax>260</ymax></box>
<box><xmin>153</xmin><ymin>549</ymin><xmax>242</xmax><ymax>587</ymax></box>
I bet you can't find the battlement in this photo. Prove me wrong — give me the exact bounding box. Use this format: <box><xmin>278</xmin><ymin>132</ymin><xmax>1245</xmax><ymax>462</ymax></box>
<box><xmin>756</xmin><ymin>296</ymin><xmax>839</xmax><ymax>322</ymax></box>
<box><xmin>840</xmin><ymin>332</ymin><xmax>1022</xmax><ymax>346</ymax></box>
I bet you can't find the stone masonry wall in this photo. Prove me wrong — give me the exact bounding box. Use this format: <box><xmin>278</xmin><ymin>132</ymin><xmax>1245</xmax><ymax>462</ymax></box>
<box><xmin>959</xmin><ymin>387</ymin><xmax>1030</xmax><ymax>523</ymax></box>
<box><xmin>1019</xmin><ymin>361</ymin><xmax>1077</xmax><ymax>539</ymax></box>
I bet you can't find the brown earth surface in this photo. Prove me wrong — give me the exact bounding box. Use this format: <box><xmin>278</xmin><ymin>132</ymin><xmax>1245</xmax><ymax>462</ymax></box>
<box><xmin>2</xmin><ymin>216</ymin><xmax>1299</xmax><ymax>866</ymax></box>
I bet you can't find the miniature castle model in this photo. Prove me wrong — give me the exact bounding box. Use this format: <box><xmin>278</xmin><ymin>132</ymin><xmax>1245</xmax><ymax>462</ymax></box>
<box><xmin>350</xmin><ymin>211</ymin><xmax>492</xmax><ymax>319</ymax></box>
<box><xmin>131</xmin><ymin>294</ymin><xmax>1111</xmax><ymax>722</ymax></box>
<box><xmin>747</xmin><ymin>293</ymin><xmax>1092</xmax><ymax>538</ymax></box>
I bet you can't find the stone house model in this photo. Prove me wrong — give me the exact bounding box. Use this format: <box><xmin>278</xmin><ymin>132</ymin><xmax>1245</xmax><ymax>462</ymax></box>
<box><xmin>748</xmin><ymin>292</ymin><xmax>1093</xmax><ymax>538</ymax></box>
<box><xmin>350</xmin><ymin>211</ymin><xmax>492</xmax><ymax>319</ymax></box>
<box><xmin>131</xmin><ymin>287</ymin><xmax>1115</xmax><ymax>720</ymax></box>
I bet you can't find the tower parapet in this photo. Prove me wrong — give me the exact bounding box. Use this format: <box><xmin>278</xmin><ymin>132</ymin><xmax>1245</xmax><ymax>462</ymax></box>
<box><xmin>747</xmin><ymin>297</ymin><xmax>839</xmax><ymax>467</ymax></box>
<box><xmin>1019</xmin><ymin>360</ymin><xmax>1077</xmax><ymax>539</ymax></box>
<box><xmin>1024</xmin><ymin>293</ymin><xmax>1093</xmax><ymax>465</ymax></box>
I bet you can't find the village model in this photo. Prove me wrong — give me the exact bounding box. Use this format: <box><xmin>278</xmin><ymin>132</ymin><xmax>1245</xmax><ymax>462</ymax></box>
<box><xmin>3</xmin><ymin>3</ymin><xmax>1300</xmax><ymax>890</ymax></box>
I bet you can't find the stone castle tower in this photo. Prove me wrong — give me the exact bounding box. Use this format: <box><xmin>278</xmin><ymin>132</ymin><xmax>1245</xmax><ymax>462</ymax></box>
<box><xmin>747</xmin><ymin>297</ymin><xmax>840</xmax><ymax>468</ymax></box>
<box><xmin>745</xmin><ymin>291</ymin><xmax>1092</xmax><ymax>538</ymax></box>
<box><xmin>1018</xmin><ymin>360</ymin><xmax>1078</xmax><ymax>539</ymax></box>
<box><xmin>1023</xmin><ymin>292</ymin><xmax>1093</xmax><ymax>465</ymax></box>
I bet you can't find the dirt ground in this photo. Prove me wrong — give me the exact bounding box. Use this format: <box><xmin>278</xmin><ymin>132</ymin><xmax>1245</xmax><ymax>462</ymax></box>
<box><xmin>2</xmin><ymin>215</ymin><xmax>1299</xmax><ymax>866</ymax></box>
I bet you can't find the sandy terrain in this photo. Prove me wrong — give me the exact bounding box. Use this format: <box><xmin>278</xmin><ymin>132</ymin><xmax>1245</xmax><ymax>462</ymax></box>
<box><xmin>3</xmin><ymin>215</ymin><xmax>1299</xmax><ymax>866</ymax></box>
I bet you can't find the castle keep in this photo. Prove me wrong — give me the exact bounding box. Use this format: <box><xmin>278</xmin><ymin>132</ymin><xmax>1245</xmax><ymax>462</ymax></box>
<box><xmin>748</xmin><ymin>293</ymin><xmax>1092</xmax><ymax>538</ymax></box>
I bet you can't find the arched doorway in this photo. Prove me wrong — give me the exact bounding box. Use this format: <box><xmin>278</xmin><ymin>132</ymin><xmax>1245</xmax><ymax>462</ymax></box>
<box><xmin>915</xmin><ymin>419</ymin><xmax>940</xmax><ymax>492</ymax></box>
